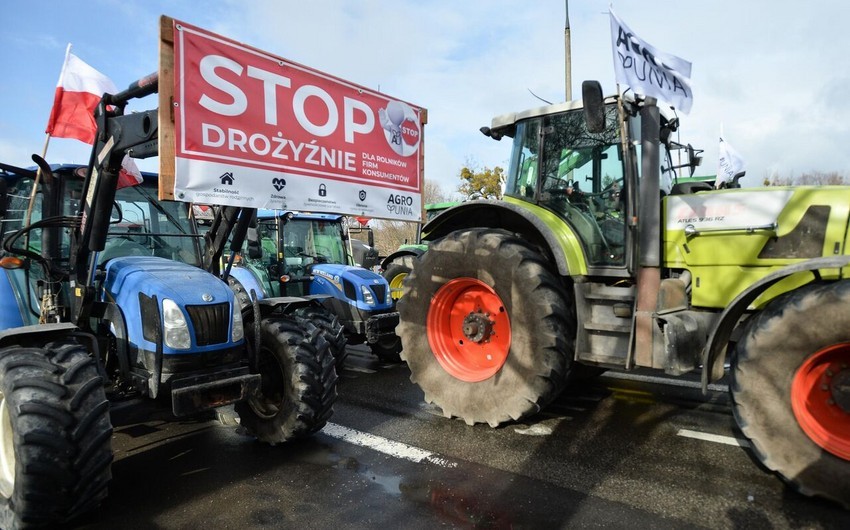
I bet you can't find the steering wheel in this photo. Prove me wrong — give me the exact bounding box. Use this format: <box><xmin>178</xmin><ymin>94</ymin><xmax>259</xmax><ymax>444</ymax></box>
<box><xmin>584</xmin><ymin>178</ymin><xmax>624</xmax><ymax>199</ymax></box>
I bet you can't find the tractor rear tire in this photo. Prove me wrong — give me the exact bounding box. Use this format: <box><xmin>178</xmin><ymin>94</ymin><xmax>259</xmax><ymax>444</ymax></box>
<box><xmin>294</xmin><ymin>306</ymin><xmax>348</xmax><ymax>371</ymax></box>
<box><xmin>731</xmin><ymin>280</ymin><xmax>850</xmax><ymax>508</ymax></box>
<box><xmin>397</xmin><ymin>228</ymin><xmax>574</xmax><ymax>427</ymax></box>
<box><xmin>236</xmin><ymin>318</ymin><xmax>337</xmax><ymax>442</ymax></box>
<box><xmin>0</xmin><ymin>339</ymin><xmax>113</xmax><ymax>529</ymax></box>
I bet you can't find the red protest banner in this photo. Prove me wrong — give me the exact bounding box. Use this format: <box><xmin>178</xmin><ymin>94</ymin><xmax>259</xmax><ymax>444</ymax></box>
<box><xmin>169</xmin><ymin>18</ymin><xmax>424</xmax><ymax>221</ymax></box>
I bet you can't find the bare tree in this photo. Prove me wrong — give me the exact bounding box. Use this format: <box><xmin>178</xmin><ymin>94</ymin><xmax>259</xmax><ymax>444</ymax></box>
<box><xmin>370</xmin><ymin>179</ymin><xmax>453</xmax><ymax>258</ymax></box>
<box><xmin>764</xmin><ymin>170</ymin><xmax>850</xmax><ymax>186</ymax></box>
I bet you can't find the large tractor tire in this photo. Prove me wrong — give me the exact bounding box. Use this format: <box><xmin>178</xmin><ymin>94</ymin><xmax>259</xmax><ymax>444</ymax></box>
<box><xmin>293</xmin><ymin>306</ymin><xmax>348</xmax><ymax>371</ymax></box>
<box><xmin>236</xmin><ymin>318</ymin><xmax>337</xmax><ymax>443</ymax></box>
<box><xmin>383</xmin><ymin>256</ymin><xmax>416</xmax><ymax>301</ymax></box>
<box><xmin>731</xmin><ymin>280</ymin><xmax>850</xmax><ymax>508</ymax></box>
<box><xmin>0</xmin><ymin>339</ymin><xmax>113</xmax><ymax>529</ymax></box>
<box><xmin>370</xmin><ymin>334</ymin><xmax>403</xmax><ymax>363</ymax></box>
<box><xmin>397</xmin><ymin>228</ymin><xmax>574</xmax><ymax>427</ymax></box>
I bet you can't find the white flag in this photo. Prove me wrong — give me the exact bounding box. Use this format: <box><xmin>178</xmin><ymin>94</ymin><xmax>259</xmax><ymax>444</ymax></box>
<box><xmin>609</xmin><ymin>9</ymin><xmax>693</xmax><ymax>114</ymax></box>
<box><xmin>717</xmin><ymin>136</ymin><xmax>745</xmax><ymax>188</ymax></box>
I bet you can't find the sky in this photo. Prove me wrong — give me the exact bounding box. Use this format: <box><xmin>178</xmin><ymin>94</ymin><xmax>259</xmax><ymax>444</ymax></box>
<box><xmin>2</xmin><ymin>0</ymin><xmax>849</xmax><ymax>199</ymax></box>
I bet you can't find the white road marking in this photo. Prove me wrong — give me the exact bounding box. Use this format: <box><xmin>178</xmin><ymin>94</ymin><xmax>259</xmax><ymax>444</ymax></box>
<box><xmin>343</xmin><ymin>366</ymin><xmax>377</xmax><ymax>374</ymax></box>
<box><xmin>603</xmin><ymin>371</ymin><xmax>729</xmax><ymax>393</ymax></box>
<box><xmin>323</xmin><ymin>423</ymin><xmax>458</xmax><ymax>468</ymax></box>
<box><xmin>677</xmin><ymin>429</ymin><xmax>750</xmax><ymax>448</ymax></box>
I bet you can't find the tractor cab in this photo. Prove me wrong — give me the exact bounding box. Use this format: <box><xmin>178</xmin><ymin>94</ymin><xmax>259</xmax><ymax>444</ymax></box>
<box><xmin>231</xmin><ymin>209</ymin><xmax>402</xmax><ymax>362</ymax></box>
<box><xmin>488</xmin><ymin>92</ymin><xmax>700</xmax><ymax>276</ymax></box>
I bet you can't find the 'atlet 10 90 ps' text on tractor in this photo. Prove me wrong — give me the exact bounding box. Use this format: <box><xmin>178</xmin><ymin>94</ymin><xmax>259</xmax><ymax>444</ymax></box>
<box><xmin>227</xmin><ymin>210</ymin><xmax>402</xmax><ymax>365</ymax></box>
<box><xmin>0</xmin><ymin>75</ymin><xmax>337</xmax><ymax>528</ymax></box>
<box><xmin>397</xmin><ymin>81</ymin><xmax>850</xmax><ymax>508</ymax></box>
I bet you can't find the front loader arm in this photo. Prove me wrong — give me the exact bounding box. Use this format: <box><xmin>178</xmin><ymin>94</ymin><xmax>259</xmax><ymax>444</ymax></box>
<box><xmin>202</xmin><ymin>205</ymin><xmax>255</xmax><ymax>279</ymax></box>
<box><xmin>70</xmin><ymin>73</ymin><xmax>158</xmax><ymax>325</ymax></box>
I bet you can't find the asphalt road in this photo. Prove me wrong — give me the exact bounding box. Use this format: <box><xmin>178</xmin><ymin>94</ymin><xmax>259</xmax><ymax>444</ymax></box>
<box><xmin>69</xmin><ymin>345</ymin><xmax>847</xmax><ymax>529</ymax></box>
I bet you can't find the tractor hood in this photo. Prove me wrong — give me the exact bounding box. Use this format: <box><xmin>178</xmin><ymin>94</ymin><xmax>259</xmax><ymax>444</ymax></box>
<box><xmin>101</xmin><ymin>256</ymin><xmax>239</xmax><ymax>354</ymax></box>
<box><xmin>103</xmin><ymin>256</ymin><xmax>233</xmax><ymax>306</ymax></box>
<box><xmin>309</xmin><ymin>263</ymin><xmax>392</xmax><ymax>311</ymax></box>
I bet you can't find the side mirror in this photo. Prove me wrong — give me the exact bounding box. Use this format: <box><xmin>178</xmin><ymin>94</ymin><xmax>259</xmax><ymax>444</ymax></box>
<box><xmin>582</xmin><ymin>80</ymin><xmax>606</xmax><ymax>134</ymax></box>
<box><xmin>687</xmin><ymin>144</ymin><xmax>703</xmax><ymax>176</ymax></box>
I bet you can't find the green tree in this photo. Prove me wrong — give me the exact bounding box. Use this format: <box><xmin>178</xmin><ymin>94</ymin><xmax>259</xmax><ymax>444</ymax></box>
<box><xmin>458</xmin><ymin>164</ymin><xmax>504</xmax><ymax>200</ymax></box>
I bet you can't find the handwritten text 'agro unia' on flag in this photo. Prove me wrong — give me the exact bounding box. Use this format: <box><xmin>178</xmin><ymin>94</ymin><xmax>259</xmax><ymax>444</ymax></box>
<box><xmin>609</xmin><ymin>9</ymin><xmax>693</xmax><ymax>114</ymax></box>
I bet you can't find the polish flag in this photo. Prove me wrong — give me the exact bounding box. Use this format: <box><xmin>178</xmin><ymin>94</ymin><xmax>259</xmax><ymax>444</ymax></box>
<box><xmin>45</xmin><ymin>44</ymin><xmax>142</xmax><ymax>188</ymax></box>
<box><xmin>45</xmin><ymin>45</ymin><xmax>117</xmax><ymax>144</ymax></box>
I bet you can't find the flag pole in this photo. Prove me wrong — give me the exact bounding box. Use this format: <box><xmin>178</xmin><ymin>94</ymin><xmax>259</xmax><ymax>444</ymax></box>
<box><xmin>24</xmin><ymin>133</ymin><xmax>52</xmax><ymax>227</ymax></box>
<box><xmin>26</xmin><ymin>43</ymin><xmax>71</xmax><ymax>227</ymax></box>
<box><xmin>564</xmin><ymin>0</ymin><xmax>572</xmax><ymax>101</ymax></box>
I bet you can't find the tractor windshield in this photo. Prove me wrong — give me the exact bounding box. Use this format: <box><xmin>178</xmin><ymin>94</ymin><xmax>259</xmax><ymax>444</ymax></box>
<box><xmin>0</xmin><ymin>169</ymin><xmax>200</xmax><ymax>267</ymax></box>
<box><xmin>504</xmin><ymin>104</ymin><xmax>627</xmax><ymax>266</ymax></box>
<box><xmin>282</xmin><ymin>218</ymin><xmax>348</xmax><ymax>272</ymax></box>
<box><xmin>99</xmin><ymin>181</ymin><xmax>202</xmax><ymax>265</ymax></box>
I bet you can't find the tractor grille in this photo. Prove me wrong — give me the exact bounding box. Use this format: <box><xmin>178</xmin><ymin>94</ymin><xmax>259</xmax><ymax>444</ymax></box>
<box><xmin>185</xmin><ymin>303</ymin><xmax>230</xmax><ymax>346</ymax></box>
<box><xmin>350</xmin><ymin>269</ymin><xmax>376</xmax><ymax>280</ymax></box>
<box><xmin>370</xmin><ymin>284</ymin><xmax>386</xmax><ymax>302</ymax></box>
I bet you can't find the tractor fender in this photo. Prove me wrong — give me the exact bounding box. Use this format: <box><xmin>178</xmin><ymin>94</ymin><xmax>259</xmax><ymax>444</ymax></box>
<box><xmin>229</xmin><ymin>266</ymin><xmax>267</xmax><ymax>300</ymax></box>
<box><xmin>0</xmin><ymin>269</ymin><xmax>27</xmax><ymax>329</ymax></box>
<box><xmin>256</xmin><ymin>294</ymin><xmax>332</xmax><ymax>317</ymax></box>
<box><xmin>0</xmin><ymin>322</ymin><xmax>80</xmax><ymax>348</ymax></box>
<box><xmin>381</xmin><ymin>248</ymin><xmax>425</xmax><ymax>271</ymax></box>
<box><xmin>701</xmin><ymin>255</ymin><xmax>850</xmax><ymax>390</ymax></box>
<box><xmin>91</xmin><ymin>301</ymin><xmax>131</xmax><ymax>378</ymax></box>
<box><xmin>422</xmin><ymin>200</ymin><xmax>586</xmax><ymax>276</ymax></box>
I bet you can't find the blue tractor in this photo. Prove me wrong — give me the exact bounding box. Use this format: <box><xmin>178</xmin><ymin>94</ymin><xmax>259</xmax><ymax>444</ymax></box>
<box><xmin>0</xmin><ymin>76</ymin><xmax>337</xmax><ymax>528</ymax></box>
<box><xmin>228</xmin><ymin>210</ymin><xmax>402</xmax><ymax>364</ymax></box>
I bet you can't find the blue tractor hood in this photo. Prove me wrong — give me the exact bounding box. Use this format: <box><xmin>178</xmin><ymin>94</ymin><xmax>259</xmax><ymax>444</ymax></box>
<box><xmin>101</xmin><ymin>256</ymin><xmax>238</xmax><ymax>353</ymax></box>
<box><xmin>309</xmin><ymin>263</ymin><xmax>392</xmax><ymax>311</ymax></box>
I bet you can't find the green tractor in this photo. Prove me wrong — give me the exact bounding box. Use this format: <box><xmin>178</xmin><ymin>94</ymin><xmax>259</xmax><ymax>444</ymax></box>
<box><xmin>397</xmin><ymin>81</ymin><xmax>850</xmax><ymax>507</ymax></box>
<box><xmin>380</xmin><ymin>201</ymin><xmax>458</xmax><ymax>300</ymax></box>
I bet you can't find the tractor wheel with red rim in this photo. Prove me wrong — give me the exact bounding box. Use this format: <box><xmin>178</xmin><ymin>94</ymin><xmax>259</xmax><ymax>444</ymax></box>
<box><xmin>731</xmin><ymin>280</ymin><xmax>850</xmax><ymax>508</ymax></box>
<box><xmin>397</xmin><ymin>228</ymin><xmax>574</xmax><ymax>427</ymax></box>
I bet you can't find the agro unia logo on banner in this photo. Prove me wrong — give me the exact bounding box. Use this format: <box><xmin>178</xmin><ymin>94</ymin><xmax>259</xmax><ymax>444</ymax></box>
<box><xmin>379</xmin><ymin>101</ymin><xmax>420</xmax><ymax>157</ymax></box>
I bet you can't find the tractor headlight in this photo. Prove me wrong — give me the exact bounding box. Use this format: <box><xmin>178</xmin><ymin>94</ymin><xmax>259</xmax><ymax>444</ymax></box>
<box><xmin>231</xmin><ymin>305</ymin><xmax>244</xmax><ymax>342</ymax></box>
<box><xmin>360</xmin><ymin>284</ymin><xmax>375</xmax><ymax>305</ymax></box>
<box><xmin>162</xmin><ymin>298</ymin><xmax>191</xmax><ymax>349</ymax></box>
<box><xmin>385</xmin><ymin>285</ymin><xmax>392</xmax><ymax>305</ymax></box>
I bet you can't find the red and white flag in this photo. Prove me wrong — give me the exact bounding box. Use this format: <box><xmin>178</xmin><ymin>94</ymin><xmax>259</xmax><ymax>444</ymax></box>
<box><xmin>45</xmin><ymin>45</ymin><xmax>117</xmax><ymax>144</ymax></box>
<box><xmin>45</xmin><ymin>44</ymin><xmax>142</xmax><ymax>187</ymax></box>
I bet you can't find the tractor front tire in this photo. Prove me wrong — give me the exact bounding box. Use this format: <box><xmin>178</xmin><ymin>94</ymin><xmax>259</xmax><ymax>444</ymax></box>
<box><xmin>0</xmin><ymin>339</ymin><xmax>113</xmax><ymax>529</ymax></box>
<box><xmin>370</xmin><ymin>334</ymin><xmax>403</xmax><ymax>363</ymax></box>
<box><xmin>236</xmin><ymin>318</ymin><xmax>337</xmax><ymax>443</ymax></box>
<box><xmin>294</xmin><ymin>306</ymin><xmax>348</xmax><ymax>371</ymax></box>
<box><xmin>397</xmin><ymin>228</ymin><xmax>574</xmax><ymax>427</ymax></box>
<box><xmin>731</xmin><ymin>280</ymin><xmax>850</xmax><ymax>508</ymax></box>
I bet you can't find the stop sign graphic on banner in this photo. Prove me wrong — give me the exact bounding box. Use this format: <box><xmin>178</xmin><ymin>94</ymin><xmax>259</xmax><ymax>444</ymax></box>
<box><xmin>401</xmin><ymin>118</ymin><xmax>419</xmax><ymax>148</ymax></box>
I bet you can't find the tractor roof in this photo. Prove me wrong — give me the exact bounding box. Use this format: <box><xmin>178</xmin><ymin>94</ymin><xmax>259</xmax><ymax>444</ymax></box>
<box><xmin>0</xmin><ymin>162</ymin><xmax>158</xmax><ymax>183</ymax></box>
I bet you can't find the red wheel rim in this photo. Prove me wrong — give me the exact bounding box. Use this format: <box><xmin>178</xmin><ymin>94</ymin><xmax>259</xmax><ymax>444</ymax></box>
<box><xmin>426</xmin><ymin>278</ymin><xmax>511</xmax><ymax>382</ymax></box>
<box><xmin>791</xmin><ymin>342</ymin><xmax>850</xmax><ymax>461</ymax></box>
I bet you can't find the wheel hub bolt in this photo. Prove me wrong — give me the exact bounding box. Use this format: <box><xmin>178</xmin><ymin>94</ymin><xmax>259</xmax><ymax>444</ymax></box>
<box><xmin>462</xmin><ymin>312</ymin><xmax>494</xmax><ymax>343</ymax></box>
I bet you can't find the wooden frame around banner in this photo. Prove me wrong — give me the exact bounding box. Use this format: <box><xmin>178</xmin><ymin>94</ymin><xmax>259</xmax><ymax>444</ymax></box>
<box><xmin>158</xmin><ymin>15</ymin><xmax>176</xmax><ymax>200</ymax></box>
